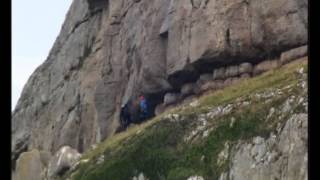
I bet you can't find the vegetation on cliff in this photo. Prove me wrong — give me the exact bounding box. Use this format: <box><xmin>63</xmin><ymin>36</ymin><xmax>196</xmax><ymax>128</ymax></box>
<box><xmin>61</xmin><ymin>57</ymin><xmax>307</xmax><ymax>180</ymax></box>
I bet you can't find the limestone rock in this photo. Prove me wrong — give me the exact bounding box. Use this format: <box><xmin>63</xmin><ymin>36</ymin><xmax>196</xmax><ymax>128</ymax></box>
<box><xmin>181</xmin><ymin>83</ymin><xmax>196</xmax><ymax>97</ymax></box>
<box><xmin>197</xmin><ymin>74</ymin><xmax>213</xmax><ymax>86</ymax></box>
<box><xmin>199</xmin><ymin>81</ymin><xmax>217</xmax><ymax>92</ymax></box>
<box><xmin>219</xmin><ymin>113</ymin><xmax>307</xmax><ymax>180</ymax></box>
<box><xmin>163</xmin><ymin>93</ymin><xmax>180</xmax><ymax>106</ymax></box>
<box><xmin>12</xmin><ymin>133</ymin><xmax>30</xmax><ymax>169</ymax></box>
<box><xmin>13</xmin><ymin>149</ymin><xmax>44</xmax><ymax>180</ymax></box>
<box><xmin>253</xmin><ymin>60</ymin><xmax>280</xmax><ymax>76</ymax></box>
<box><xmin>280</xmin><ymin>45</ymin><xmax>308</xmax><ymax>65</ymax></box>
<box><xmin>155</xmin><ymin>103</ymin><xmax>166</xmax><ymax>116</ymax></box>
<box><xmin>238</xmin><ymin>63</ymin><xmax>253</xmax><ymax>74</ymax></box>
<box><xmin>48</xmin><ymin>146</ymin><xmax>81</xmax><ymax>177</ymax></box>
<box><xmin>213</xmin><ymin>67</ymin><xmax>226</xmax><ymax>80</ymax></box>
<box><xmin>167</xmin><ymin>0</ymin><xmax>307</xmax><ymax>75</ymax></box>
<box><xmin>225</xmin><ymin>65</ymin><xmax>239</xmax><ymax>77</ymax></box>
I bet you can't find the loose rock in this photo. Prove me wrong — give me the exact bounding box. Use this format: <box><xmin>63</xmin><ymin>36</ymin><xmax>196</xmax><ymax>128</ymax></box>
<box><xmin>48</xmin><ymin>146</ymin><xmax>81</xmax><ymax>177</ymax></box>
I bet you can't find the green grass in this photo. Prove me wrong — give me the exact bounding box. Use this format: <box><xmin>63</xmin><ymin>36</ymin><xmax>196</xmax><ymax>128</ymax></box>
<box><xmin>64</xmin><ymin>58</ymin><xmax>307</xmax><ymax>180</ymax></box>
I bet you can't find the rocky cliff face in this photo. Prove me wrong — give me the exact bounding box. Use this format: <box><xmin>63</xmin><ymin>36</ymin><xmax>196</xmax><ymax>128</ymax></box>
<box><xmin>12</xmin><ymin>0</ymin><xmax>307</xmax><ymax>176</ymax></box>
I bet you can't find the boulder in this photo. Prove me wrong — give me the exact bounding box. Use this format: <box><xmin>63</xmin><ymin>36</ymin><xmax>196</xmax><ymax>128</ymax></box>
<box><xmin>180</xmin><ymin>83</ymin><xmax>196</xmax><ymax>97</ymax></box>
<box><xmin>199</xmin><ymin>81</ymin><xmax>217</xmax><ymax>92</ymax></box>
<box><xmin>14</xmin><ymin>149</ymin><xmax>44</xmax><ymax>180</ymax></box>
<box><xmin>197</xmin><ymin>74</ymin><xmax>213</xmax><ymax>86</ymax></box>
<box><xmin>280</xmin><ymin>45</ymin><xmax>308</xmax><ymax>65</ymax></box>
<box><xmin>12</xmin><ymin>133</ymin><xmax>30</xmax><ymax>170</ymax></box>
<box><xmin>163</xmin><ymin>93</ymin><xmax>180</xmax><ymax>106</ymax></box>
<box><xmin>213</xmin><ymin>67</ymin><xmax>226</xmax><ymax>80</ymax></box>
<box><xmin>182</xmin><ymin>95</ymin><xmax>197</xmax><ymax>104</ymax></box>
<box><xmin>239</xmin><ymin>62</ymin><xmax>253</xmax><ymax>74</ymax></box>
<box><xmin>155</xmin><ymin>104</ymin><xmax>166</xmax><ymax>116</ymax></box>
<box><xmin>225</xmin><ymin>65</ymin><xmax>239</xmax><ymax>77</ymax></box>
<box><xmin>48</xmin><ymin>146</ymin><xmax>81</xmax><ymax>177</ymax></box>
<box><xmin>193</xmin><ymin>84</ymin><xmax>202</xmax><ymax>95</ymax></box>
<box><xmin>253</xmin><ymin>60</ymin><xmax>280</xmax><ymax>76</ymax></box>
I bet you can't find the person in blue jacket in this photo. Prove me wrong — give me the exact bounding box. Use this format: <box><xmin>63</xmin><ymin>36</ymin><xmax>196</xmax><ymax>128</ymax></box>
<box><xmin>139</xmin><ymin>95</ymin><xmax>148</xmax><ymax>121</ymax></box>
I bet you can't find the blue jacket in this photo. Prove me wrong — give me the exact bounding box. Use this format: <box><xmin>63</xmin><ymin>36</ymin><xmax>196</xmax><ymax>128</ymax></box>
<box><xmin>140</xmin><ymin>99</ymin><xmax>147</xmax><ymax>112</ymax></box>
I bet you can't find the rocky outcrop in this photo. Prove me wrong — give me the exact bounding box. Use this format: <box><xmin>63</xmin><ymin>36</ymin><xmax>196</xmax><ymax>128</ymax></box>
<box><xmin>163</xmin><ymin>92</ymin><xmax>180</xmax><ymax>105</ymax></box>
<box><xmin>219</xmin><ymin>113</ymin><xmax>307</xmax><ymax>180</ymax></box>
<box><xmin>47</xmin><ymin>146</ymin><xmax>81</xmax><ymax>178</ymax></box>
<box><xmin>253</xmin><ymin>59</ymin><xmax>280</xmax><ymax>76</ymax></box>
<box><xmin>12</xmin><ymin>0</ymin><xmax>307</xmax><ymax>175</ymax></box>
<box><xmin>155</xmin><ymin>53</ymin><xmax>305</xmax><ymax>115</ymax></box>
<box><xmin>281</xmin><ymin>45</ymin><xmax>308</xmax><ymax>65</ymax></box>
<box><xmin>13</xmin><ymin>149</ymin><xmax>45</xmax><ymax>180</ymax></box>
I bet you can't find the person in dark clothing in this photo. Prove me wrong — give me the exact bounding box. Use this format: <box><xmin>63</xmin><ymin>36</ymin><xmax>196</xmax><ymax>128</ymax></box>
<box><xmin>120</xmin><ymin>103</ymin><xmax>131</xmax><ymax>129</ymax></box>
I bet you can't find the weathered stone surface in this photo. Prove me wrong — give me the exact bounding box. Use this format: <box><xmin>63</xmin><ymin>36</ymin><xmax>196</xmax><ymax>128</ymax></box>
<box><xmin>199</xmin><ymin>81</ymin><xmax>217</xmax><ymax>92</ymax></box>
<box><xmin>48</xmin><ymin>146</ymin><xmax>81</xmax><ymax>177</ymax></box>
<box><xmin>181</xmin><ymin>83</ymin><xmax>196</xmax><ymax>97</ymax></box>
<box><xmin>163</xmin><ymin>92</ymin><xmax>180</xmax><ymax>105</ymax></box>
<box><xmin>182</xmin><ymin>94</ymin><xmax>197</xmax><ymax>104</ymax></box>
<box><xmin>40</xmin><ymin>150</ymin><xmax>51</xmax><ymax>167</ymax></box>
<box><xmin>280</xmin><ymin>45</ymin><xmax>308</xmax><ymax>65</ymax></box>
<box><xmin>219</xmin><ymin>113</ymin><xmax>307</xmax><ymax>180</ymax></box>
<box><xmin>155</xmin><ymin>103</ymin><xmax>166</xmax><ymax>116</ymax></box>
<box><xmin>12</xmin><ymin>133</ymin><xmax>30</xmax><ymax>169</ymax></box>
<box><xmin>13</xmin><ymin>149</ymin><xmax>44</xmax><ymax>180</ymax></box>
<box><xmin>253</xmin><ymin>60</ymin><xmax>280</xmax><ymax>76</ymax></box>
<box><xmin>197</xmin><ymin>73</ymin><xmax>213</xmax><ymax>86</ymax></box>
<box><xmin>213</xmin><ymin>67</ymin><xmax>226</xmax><ymax>80</ymax></box>
<box><xmin>193</xmin><ymin>83</ymin><xmax>202</xmax><ymax>95</ymax></box>
<box><xmin>225</xmin><ymin>65</ymin><xmax>239</xmax><ymax>77</ymax></box>
<box><xmin>238</xmin><ymin>62</ymin><xmax>253</xmax><ymax>74</ymax></box>
<box><xmin>167</xmin><ymin>0</ymin><xmax>307</xmax><ymax>75</ymax></box>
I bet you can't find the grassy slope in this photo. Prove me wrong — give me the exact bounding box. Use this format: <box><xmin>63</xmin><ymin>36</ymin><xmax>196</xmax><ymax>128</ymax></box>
<box><xmin>64</xmin><ymin>57</ymin><xmax>308</xmax><ymax>180</ymax></box>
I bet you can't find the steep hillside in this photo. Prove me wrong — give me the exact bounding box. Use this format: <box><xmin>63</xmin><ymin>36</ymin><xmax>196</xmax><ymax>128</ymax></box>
<box><xmin>58</xmin><ymin>58</ymin><xmax>307</xmax><ymax>180</ymax></box>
